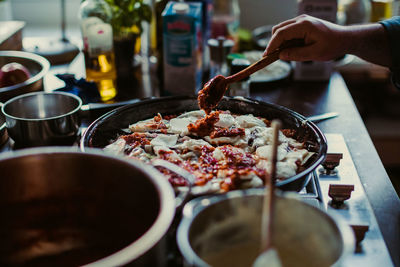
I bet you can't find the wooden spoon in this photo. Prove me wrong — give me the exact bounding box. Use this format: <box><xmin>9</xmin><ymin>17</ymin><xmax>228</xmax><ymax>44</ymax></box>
<box><xmin>253</xmin><ymin>119</ymin><xmax>282</xmax><ymax>267</ymax></box>
<box><xmin>198</xmin><ymin>39</ymin><xmax>304</xmax><ymax>114</ymax></box>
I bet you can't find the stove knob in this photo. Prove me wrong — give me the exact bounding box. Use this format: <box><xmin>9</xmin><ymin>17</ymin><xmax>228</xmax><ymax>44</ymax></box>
<box><xmin>320</xmin><ymin>153</ymin><xmax>343</xmax><ymax>175</ymax></box>
<box><xmin>350</xmin><ymin>224</ymin><xmax>369</xmax><ymax>245</ymax></box>
<box><xmin>328</xmin><ymin>184</ymin><xmax>354</xmax><ymax>205</ymax></box>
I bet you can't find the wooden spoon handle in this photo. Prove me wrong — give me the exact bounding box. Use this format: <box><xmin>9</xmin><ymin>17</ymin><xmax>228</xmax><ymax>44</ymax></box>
<box><xmin>226</xmin><ymin>38</ymin><xmax>304</xmax><ymax>84</ymax></box>
<box><xmin>225</xmin><ymin>50</ymin><xmax>279</xmax><ymax>84</ymax></box>
<box><xmin>261</xmin><ymin>120</ymin><xmax>281</xmax><ymax>252</ymax></box>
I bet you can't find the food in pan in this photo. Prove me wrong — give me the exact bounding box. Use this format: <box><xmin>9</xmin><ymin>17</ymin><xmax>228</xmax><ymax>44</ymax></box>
<box><xmin>104</xmin><ymin>110</ymin><xmax>314</xmax><ymax>194</ymax></box>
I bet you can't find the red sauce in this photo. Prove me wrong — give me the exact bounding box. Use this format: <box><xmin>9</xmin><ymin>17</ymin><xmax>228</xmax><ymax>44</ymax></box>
<box><xmin>281</xmin><ymin>129</ymin><xmax>296</xmax><ymax>138</ymax></box>
<box><xmin>187</xmin><ymin>111</ymin><xmax>220</xmax><ymax>137</ymax></box>
<box><xmin>122</xmin><ymin>133</ymin><xmax>150</xmax><ymax>148</ymax></box>
<box><xmin>163</xmin><ymin>114</ymin><xmax>177</xmax><ymax>120</ymax></box>
<box><xmin>155</xmin><ymin>166</ymin><xmax>188</xmax><ymax>187</ymax></box>
<box><xmin>147</xmin><ymin>114</ymin><xmax>167</xmax><ymax>130</ymax></box>
<box><xmin>262</xmin><ymin>118</ymin><xmax>271</xmax><ymax>127</ymax></box>
<box><xmin>210</xmin><ymin>127</ymin><xmax>245</xmax><ymax>139</ymax></box>
<box><xmin>198</xmin><ymin>75</ymin><xmax>227</xmax><ymax>114</ymax></box>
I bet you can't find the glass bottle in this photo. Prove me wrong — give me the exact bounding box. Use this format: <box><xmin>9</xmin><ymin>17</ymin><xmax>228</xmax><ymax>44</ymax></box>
<box><xmin>154</xmin><ymin>0</ymin><xmax>169</xmax><ymax>92</ymax></box>
<box><xmin>208</xmin><ymin>37</ymin><xmax>234</xmax><ymax>79</ymax></box>
<box><xmin>79</xmin><ymin>0</ymin><xmax>117</xmax><ymax>102</ymax></box>
<box><xmin>227</xmin><ymin>58</ymin><xmax>250</xmax><ymax>98</ymax></box>
<box><xmin>211</xmin><ymin>0</ymin><xmax>240</xmax><ymax>45</ymax></box>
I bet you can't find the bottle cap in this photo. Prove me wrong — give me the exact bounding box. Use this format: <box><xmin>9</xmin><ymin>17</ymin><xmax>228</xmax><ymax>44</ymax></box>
<box><xmin>173</xmin><ymin>3</ymin><xmax>189</xmax><ymax>14</ymax></box>
<box><xmin>208</xmin><ymin>37</ymin><xmax>234</xmax><ymax>64</ymax></box>
<box><xmin>230</xmin><ymin>58</ymin><xmax>251</xmax><ymax>80</ymax></box>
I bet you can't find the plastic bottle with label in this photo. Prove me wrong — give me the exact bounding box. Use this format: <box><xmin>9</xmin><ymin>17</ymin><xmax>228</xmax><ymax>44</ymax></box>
<box><xmin>79</xmin><ymin>0</ymin><xmax>117</xmax><ymax>101</ymax></box>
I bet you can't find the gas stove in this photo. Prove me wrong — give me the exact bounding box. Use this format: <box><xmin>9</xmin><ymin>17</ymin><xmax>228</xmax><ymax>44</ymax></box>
<box><xmin>299</xmin><ymin>134</ymin><xmax>394</xmax><ymax>266</ymax></box>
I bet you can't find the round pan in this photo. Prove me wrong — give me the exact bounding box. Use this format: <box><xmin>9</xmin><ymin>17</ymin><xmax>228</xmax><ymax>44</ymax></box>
<box><xmin>80</xmin><ymin>96</ymin><xmax>327</xmax><ymax>192</ymax></box>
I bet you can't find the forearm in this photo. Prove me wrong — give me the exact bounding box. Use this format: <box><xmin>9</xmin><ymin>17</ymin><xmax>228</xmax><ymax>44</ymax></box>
<box><xmin>343</xmin><ymin>24</ymin><xmax>392</xmax><ymax>68</ymax></box>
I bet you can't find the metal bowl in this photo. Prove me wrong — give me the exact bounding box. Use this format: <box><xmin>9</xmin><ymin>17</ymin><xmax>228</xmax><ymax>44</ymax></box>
<box><xmin>0</xmin><ymin>50</ymin><xmax>50</xmax><ymax>102</ymax></box>
<box><xmin>0</xmin><ymin>147</ymin><xmax>175</xmax><ymax>267</ymax></box>
<box><xmin>1</xmin><ymin>91</ymin><xmax>82</xmax><ymax>147</ymax></box>
<box><xmin>177</xmin><ymin>189</ymin><xmax>355</xmax><ymax>267</ymax></box>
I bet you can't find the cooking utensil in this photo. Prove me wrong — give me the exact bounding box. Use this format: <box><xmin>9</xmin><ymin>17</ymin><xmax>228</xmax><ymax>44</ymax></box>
<box><xmin>81</xmin><ymin>96</ymin><xmax>327</xmax><ymax>192</ymax></box>
<box><xmin>243</xmin><ymin>51</ymin><xmax>292</xmax><ymax>83</ymax></box>
<box><xmin>177</xmin><ymin>189</ymin><xmax>355</xmax><ymax>267</ymax></box>
<box><xmin>307</xmin><ymin>112</ymin><xmax>339</xmax><ymax>123</ymax></box>
<box><xmin>253</xmin><ymin>120</ymin><xmax>282</xmax><ymax>267</ymax></box>
<box><xmin>1</xmin><ymin>91</ymin><xmax>82</xmax><ymax>147</ymax></box>
<box><xmin>198</xmin><ymin>39</ymin><xmax>304</xmax><ymax>113</ymax></box>
<box><xmin>0</xmin><ymin>147</ymin><xmax>176</xmax><ymax>267</ymax></box>
<box><xmin>0</xmin><ymin>50</ymin><xmax>50</xmax><ymax>102</ymax></box>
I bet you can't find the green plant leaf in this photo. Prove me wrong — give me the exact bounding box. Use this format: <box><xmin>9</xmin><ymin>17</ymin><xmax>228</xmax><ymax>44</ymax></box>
<box><xmin>104</xmin><ymin>0</ymin><xmax>152</xmax><ymax>36</ymax></box>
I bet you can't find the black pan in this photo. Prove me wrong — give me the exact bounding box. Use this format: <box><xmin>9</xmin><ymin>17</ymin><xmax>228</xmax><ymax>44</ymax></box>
<box><xmin>80</xmin><ymin>96</ymin><xmax>327</xmax><ymax>192</ymax></box>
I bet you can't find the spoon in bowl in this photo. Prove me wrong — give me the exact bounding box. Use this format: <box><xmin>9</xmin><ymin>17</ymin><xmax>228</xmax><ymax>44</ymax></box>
<box><xmin>198</xmin><ymin>39</ymin><xmax>304</xmax><ymax>113</ymax></box>
<box><xmin>253</xmin><ymin>119</ymin><xmax>282</xmax><ymax>267</ymax></box>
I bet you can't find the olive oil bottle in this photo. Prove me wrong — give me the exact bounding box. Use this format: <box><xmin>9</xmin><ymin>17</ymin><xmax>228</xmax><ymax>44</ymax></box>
<box><xmin>79</xmin><ymin>0</ymin><xmax>117</xmax><ymax>101</ymax></box>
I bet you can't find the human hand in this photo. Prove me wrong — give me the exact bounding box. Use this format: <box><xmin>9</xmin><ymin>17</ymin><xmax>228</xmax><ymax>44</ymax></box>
<box><xmin>263</xmin><ymin>15</ymin><xmax>349</xmax><ymax>62</ymax></box>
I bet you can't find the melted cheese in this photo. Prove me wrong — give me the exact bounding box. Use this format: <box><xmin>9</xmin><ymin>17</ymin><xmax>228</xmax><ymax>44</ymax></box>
<box><xmin>215</xmin><ymin>113</ymin><xmax>236</xmax><ymax>128</ymax></box>
<box><xmin>236</xmin><ymin>114</ymin><xmax>266</xmax><ymax>128</ymax></box>
<box><xmin>169</xmin><ymin>118</ymin><xmax>193</xmax><ymax>135</ymax></box>
<box><xmin>150</xmin><ymin>134</ymin><xmax>178</xmax><ymax>147</ymax></box>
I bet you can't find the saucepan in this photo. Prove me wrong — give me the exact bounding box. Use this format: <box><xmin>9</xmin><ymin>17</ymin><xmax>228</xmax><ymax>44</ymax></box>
<box><xmin>0</xmin><ymin>91</ymin><xmax>146</xmax><ymax>148</ymax></box>
<box><xmin>81</xmin><ymin>96</ymin><xmax>327</xmax><ymax>192</ymax></box>
<box><xmin>1</xmin><ymin>91</ymin><xmax>82</xmax><ymax>147</ymax></box>
<box><xmin>0</xmin><ymin>147</ymin><xmax>175</xmax><ymax>266</ymax></box>
<box><xmin>177</xmin><ymin>189</ymin><xmax>355</xmax><ymax>267</ymax></box>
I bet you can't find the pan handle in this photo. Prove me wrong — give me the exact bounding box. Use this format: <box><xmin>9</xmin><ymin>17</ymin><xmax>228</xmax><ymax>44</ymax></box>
<box><xmin>151</xmin><ymin>159</ymin><xmax>195</xmax><ymax>210</ymax></box>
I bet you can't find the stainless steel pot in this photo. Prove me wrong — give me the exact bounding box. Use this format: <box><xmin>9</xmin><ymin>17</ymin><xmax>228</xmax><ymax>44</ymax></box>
<box><xmin>177</xmin><ymin>189</ymin><xmax>354</xmax><ymax>267</ymax></box>
<box><xmin>0</xmin><ymin>147</ymin><xmax>175</xmax><ymax>266</ymax></box>
<box><xmin>1</xmin><ymin>91</ymin><xmax>82</xmax><ymax>147</ymax></box>
<box><xmin>0</xmin><ymin>51</ymin><xmax>50</xmax><ymax>102</ymax></box>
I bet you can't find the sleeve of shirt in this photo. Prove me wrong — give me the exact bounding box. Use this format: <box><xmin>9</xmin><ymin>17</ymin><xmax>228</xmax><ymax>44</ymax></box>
<box><xmin>380</xmin><ymin>16</ymin><xmax>400</xmax><ymax>89</ymax></box>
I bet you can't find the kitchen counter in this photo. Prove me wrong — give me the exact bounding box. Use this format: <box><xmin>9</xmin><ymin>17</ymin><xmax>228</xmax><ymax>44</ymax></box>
<box><xmin>251</xmin><ymin>72</ymin><xmax>400</xmax><ymax>266</ymax></box>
